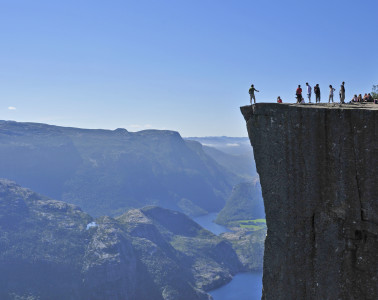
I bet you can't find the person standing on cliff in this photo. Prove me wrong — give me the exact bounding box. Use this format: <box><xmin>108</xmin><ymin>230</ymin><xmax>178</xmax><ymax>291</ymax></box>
<box><xmin>314</xmin><ymin>84</ymin><xmax>321</xmax><ymax>103</ymax></box>
<box><xmin>296</xmin><ymin>85</ymin><xmax>303</xmax><ymax>103</ymax></box>
<box><xmin>306</xmin><ymin>82</ymin><xmax>312</xmax><ymax>103</ymax></box>
<box><xmin>249</xmin><ymin>84</ymin><xmax>259</xmax><ymax>104</ymax></box>
<box><xmin>339</xmin><ymin>82</ymin><xmax>345</xmax><ymax>103</ymax></box>
<box><xmin>329</xmin><ymin>85</ymin><xmax>335</xmax><ymax>103</ymax></box>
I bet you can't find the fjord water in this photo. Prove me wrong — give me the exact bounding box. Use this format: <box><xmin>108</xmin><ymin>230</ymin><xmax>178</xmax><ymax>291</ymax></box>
<box><xmin>193</xmin><ymin>213</ymin><xmax>263</xmax><ymax>300</ymax></box>
<box><xmin>209</xmin><ymin>272</ymin><xmax>263</xmax><ymax>300</ymax></box>
<box><xmin>193</xmin><ymin>212</ymin><xmax>230</xmax><ymax>235</ymax></box>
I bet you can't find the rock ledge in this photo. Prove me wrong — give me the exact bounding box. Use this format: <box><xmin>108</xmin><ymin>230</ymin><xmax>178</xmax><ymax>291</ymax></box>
<box><xmin>241</xmin><ymin>103</ymin><xmax>378</xmax><ymax>300</ymax></box>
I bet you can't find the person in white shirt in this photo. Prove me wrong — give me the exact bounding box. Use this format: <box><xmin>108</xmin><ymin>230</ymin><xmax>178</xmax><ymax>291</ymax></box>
<box><xmin>329</xmin><ymin>85</ymin><xmax>335</xmax><ymax>103</ymax></box>
<box><xmin>306</xmin><ymin>82</ymin><xmax>312</xmax><ymax>103</ymax></box>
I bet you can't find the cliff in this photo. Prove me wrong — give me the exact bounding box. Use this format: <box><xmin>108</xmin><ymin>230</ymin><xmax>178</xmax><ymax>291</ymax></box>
<box><xmin>241</xmin><ymin>103</ymin><xmax>378</xmax><ymax>300</ymax></box>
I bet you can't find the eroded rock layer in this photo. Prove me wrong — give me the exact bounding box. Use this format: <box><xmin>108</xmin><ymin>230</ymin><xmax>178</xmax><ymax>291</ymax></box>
<box><xmin>241</xmin><ymin>103</ymin><xmax>378</xmax><ymax>300</ymax></box>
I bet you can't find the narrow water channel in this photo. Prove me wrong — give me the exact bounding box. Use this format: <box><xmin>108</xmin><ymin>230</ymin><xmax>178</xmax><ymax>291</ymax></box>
<box><xmin>193</xmin><ymin>212</ymin><xmax>230</xmax><ymax>235</ymax></box>
<box><xmin>192</xmin><ymin>213</ymin><xmax>263</xmax><ymax>300</ymax></box>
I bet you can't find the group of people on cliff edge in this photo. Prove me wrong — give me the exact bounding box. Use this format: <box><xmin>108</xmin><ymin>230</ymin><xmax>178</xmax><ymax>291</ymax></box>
<box><xmin>350</xmin><ymin>93</ymin><xmax>375</xmax><ymax>103</ymax></box>
<box><xmin>296</xmin><ymin>82</ymin><xmax>345</xmax><ymax>104</ymax></box>
<box><xmin>249</xmin><ymin>82</ymin><xmax>347</xmax><ymax>104</ymax></box>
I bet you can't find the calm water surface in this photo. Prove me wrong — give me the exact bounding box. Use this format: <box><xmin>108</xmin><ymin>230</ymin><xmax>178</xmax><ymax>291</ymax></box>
<box><xmin>209</xmin><ymin>271</ymin><xmax>263</xmax><ymax>300</ymax></box>
<box><xmin>192</xmin><ymin>213</ymin><xmax>263</xmax><ymax>300</ymax></box>
<box><xmin>193</xmin><ymin>212</ymin><xmax>230</xmax><ymax>235</ymax></box>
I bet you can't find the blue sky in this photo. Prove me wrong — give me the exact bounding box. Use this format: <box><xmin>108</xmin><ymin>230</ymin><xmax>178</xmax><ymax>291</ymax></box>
<box><xmin>1</xmin><ymin>0</ymin><xmax>377</xmax><ymax>136</ymax></box>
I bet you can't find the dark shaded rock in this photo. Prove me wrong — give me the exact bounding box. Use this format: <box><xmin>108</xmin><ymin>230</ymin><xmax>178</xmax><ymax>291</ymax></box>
<box><xmin>82</xmin><ymin>216</ymin><xmax>137</xmax><ymax>300</ymax></box>
<box><xmin>241</xmin><ymin>103</ymin><xmax>378</xmax><ymax>300</ymax></box>
<box><xmin>0</xmin><ymin>179</ymin><xmax>94</xmax><ymax>300</ymax></box>
<box><xmin>118</xmin><ymin>206</ymin><xmax>242</xmax><ymax>293</ymax></box>
<box><xmin>2</xmin><ymin>179</ymin><xmax>250</xmax><ymax>299</ymax></box>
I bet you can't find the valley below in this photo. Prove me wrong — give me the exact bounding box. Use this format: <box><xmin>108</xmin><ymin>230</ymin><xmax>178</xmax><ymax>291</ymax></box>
<box><xmin>0</xmin><ymin>122</ymin><xmax>266</xmax><ymax>300</ymax></box>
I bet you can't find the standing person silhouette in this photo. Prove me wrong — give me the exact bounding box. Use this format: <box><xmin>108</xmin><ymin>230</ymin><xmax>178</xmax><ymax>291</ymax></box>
<box><xmin>306</xmin><ymin>82</ymin><xmax>312</xmax><ymax>103</ymax></box>
<box><xmin>249</xmin><ymin>84</ymin><xmax>259</xmax><ymax>104</ymax></box>
<box><xmin>314</xmin><ymin>84</ymin><xmax>321</xmax><ymax>103</ymax></box>
<box><xmin>339</xmin><ymin>82</ymin><xmax>345</xmax><ymax>103</ymax></box>
<box><xmin>329</xmin><ymin>85</ymin><xmax>335</xmax><ymax>103</ymax></box>
<box><xmin>296</xmin><ymin>85</ymin><xmax>303</xmax><ymax>103</ymax></box>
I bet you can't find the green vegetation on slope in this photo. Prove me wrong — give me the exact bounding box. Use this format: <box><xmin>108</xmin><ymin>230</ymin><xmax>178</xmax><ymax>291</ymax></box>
<box><xmin>221</xmin><ymin>228</ymin><xmax>266</xmax><ymax>271</ymax></box>
<box><xmin>234</xmin><ymin>219</ymin><xmax>266</xmax><ymax>230</ymax></box>
<box><xmin>215</xmin><ymin>180</ymin><xmax>265</xmax><ymax>227</ymax></box>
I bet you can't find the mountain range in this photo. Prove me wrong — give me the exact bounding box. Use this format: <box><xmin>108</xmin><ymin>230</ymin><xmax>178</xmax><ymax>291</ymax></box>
<box><xmin>0</xmin><ymin>121</ymin><xmax>243</xmax><ymax>217</ymax></box>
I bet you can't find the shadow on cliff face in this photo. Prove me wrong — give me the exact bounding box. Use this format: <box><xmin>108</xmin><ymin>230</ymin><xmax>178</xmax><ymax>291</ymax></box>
<box><xmin>241</xmin><ymin>103</ymin><xmax>378</xmax><ymax>300</ymax></box>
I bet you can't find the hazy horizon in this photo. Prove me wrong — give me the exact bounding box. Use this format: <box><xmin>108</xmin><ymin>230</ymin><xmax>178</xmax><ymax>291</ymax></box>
<box><xmin>1</xmin><ymin>0</ymin><xmax>377</xmax><ymax>137</ymax></box>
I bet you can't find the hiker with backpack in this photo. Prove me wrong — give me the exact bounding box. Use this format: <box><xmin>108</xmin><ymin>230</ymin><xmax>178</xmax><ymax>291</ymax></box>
<box><xmin>249</xmin><ymin>84</ymin><xmax>259</xmax><ymax>104</ymax></box>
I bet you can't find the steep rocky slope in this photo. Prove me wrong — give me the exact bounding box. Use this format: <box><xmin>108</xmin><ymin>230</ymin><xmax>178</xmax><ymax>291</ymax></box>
<box><xmin>0</xmin><ymin>121</ymin><xmax>239</xmax><ymax>216</ymax></box>
<box><xmin>0</xmin><ymin>179</ymin><xmax>138</xmax><ymax>300</ymax></box>
<box><xmin>0</xmin><ymin>179</ymin><xmax>250</xmax><ymax>300</ymax></box>
<box><xmin>216</xmin><ymin>179</ymin><xmax>264</xmax><ymax>226</ymax></box>
<box><xmin>241</xmin><ymin>103</ymin><xmax>378</xmax><ymax>300</ymax></box>
<box><xmin>221</xmin><ymin>228</ymin><xmax>265</xmax><ymax>271</ymax></box>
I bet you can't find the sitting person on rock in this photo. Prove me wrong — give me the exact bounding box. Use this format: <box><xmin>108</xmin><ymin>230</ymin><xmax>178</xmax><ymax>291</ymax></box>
<box><xmin>351</xmin><ymin>95</ymin><xmax>358</xmax><ymax>103</ymax></box>
<box><xmin>367</xmin><ymin>93</ymin><xmax>374</xmax><ymax>102</ymax></box>
<box><xmin>357</xmin><ymin>94</ymin><xmax>363</xmax><ymax>102</ymax></box>
<box><xmin>277</xmin><ymin>96</ymin><xmax>283</xmax><ymax>103</ymax></box>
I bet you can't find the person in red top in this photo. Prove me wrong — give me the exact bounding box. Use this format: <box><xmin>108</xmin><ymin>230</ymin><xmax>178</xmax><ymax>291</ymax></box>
<box><xmin>296</xmin><ymin>85</ymin><xmax>303</xmax><ymax>103</ymax></box>
<box><xmin>277</xmin><ymin>96</ymin><xmax>283</xmax><ymax>103</ymax></box>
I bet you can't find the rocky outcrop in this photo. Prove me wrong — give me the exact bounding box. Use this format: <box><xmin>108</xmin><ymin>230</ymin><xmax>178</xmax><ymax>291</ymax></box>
<box><xmin>241</xmin><ymin>103</ymin><xmax>378</xmax><ymax>300</ymax></box>
<box><xmin>0</xmin><ymin>179</ymin><xmax>137</xmax><ymax>300</ymax></box>
<box><xmin>0</xmin><ymin>179</ymin><xmax>247</xmax><ymax>300</ymax></box>
<box><xmin>221</xmin><ymin>228</ymin><xmax>266</xmax><ymax>271</ymax></box>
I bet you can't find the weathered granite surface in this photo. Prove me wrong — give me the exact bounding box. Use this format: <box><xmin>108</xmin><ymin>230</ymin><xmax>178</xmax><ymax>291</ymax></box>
<box><xmin>241</xmin><ymin>103</ymin><xmax>378</xmax><ymax>300</ymax></box>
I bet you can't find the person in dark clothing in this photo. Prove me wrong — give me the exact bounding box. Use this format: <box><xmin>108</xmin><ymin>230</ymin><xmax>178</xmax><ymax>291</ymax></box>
<box><xmin>296</xmin><ymin>85</ymin><xmax>303</xmax><ymax>103</ymax></box>
<box><xmin>367</xmin><ymin>93</ymin><xmax>374</xmax><ymax>102</ymax></box>
<box><xmin>339</xmin><ymin>82</ymin><xmax>345</xmax><ymax>103</ymax></box>
<box><xmin>249</xmin><ymin>84</ymin><xmax>259</xmax><ymax>104</ymax></box>
<box><xmin>314</xmin><ymin>84</ymin><xmax>321</xmax><ymax>103</ymax></box>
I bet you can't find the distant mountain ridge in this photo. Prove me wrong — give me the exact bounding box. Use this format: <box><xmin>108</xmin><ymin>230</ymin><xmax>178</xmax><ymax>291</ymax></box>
<box><xmin>0</xmin><ymin>121</ymin><xmax>241</xmax><ymax>217</ymax></box>
<box><xmin>186</xmin><ymin>136</ymin><xmax>252</xmax><ymax>156</ymax></box>
<box><xmin>185</xmin><ymin>136</ymin><xmax>257</xmax><ymax>180</ymax></box>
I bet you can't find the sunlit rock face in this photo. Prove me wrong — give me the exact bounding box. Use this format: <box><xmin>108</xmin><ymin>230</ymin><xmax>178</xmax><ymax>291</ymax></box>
<box><xmin>241</xmin><ymin>103</ymin><xmax>378</xmax><ymax>300</ymax></box>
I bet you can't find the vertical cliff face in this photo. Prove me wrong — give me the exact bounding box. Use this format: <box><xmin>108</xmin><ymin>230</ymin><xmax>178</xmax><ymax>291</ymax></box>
<box><xmin>241</xmin><ymin>104</ymin><xmax>378</xmax><ymax>300</ymax></box>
